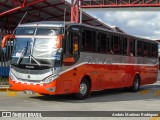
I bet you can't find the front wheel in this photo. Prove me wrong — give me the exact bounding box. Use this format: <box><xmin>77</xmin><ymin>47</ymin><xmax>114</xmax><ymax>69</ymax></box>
<box><xmin>74</xmin><ymin>78</ymin><xmax>91</xmax><ymax>100</ymax></box>
<box><xmin>130</xmin><ymin>75</ymin><xmax>140</xmax><ymax>92</ymax></box>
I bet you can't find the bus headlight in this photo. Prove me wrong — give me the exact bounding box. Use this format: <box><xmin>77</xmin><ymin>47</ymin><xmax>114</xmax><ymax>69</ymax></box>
<box><xmin>42</xmin><ymin>74</ymin><xmax>59</xmax><ymax>84</ymax></box>
<box><xmin>9</xmin><ymin>72</ymin><xmax>18</xmax><ymax>81</ymax></box>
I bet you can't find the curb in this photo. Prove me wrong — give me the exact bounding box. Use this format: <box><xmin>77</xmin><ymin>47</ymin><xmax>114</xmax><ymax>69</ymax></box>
<box><xmin>0</xmin><ymin>85</ymin><xmax>9</xmax><ymax>91</ymax></box>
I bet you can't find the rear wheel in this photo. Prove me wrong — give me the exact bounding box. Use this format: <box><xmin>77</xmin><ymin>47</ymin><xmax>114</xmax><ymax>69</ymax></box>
<box><xmin>74</xmin><ymin>78</ymin><xmax>91</xmax><ymax>100</ymax></box>
<box><xmin>130</xmin><ymin>75</ymin><xmax>140</xmax><ymax>92</ymax></box>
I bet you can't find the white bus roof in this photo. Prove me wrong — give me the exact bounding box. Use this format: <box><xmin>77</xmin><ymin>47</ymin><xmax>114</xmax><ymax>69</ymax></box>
<box><xmin>18</xmin><ymin>21</ymin><xmax>67</xmax><ymax>28</ymax></box>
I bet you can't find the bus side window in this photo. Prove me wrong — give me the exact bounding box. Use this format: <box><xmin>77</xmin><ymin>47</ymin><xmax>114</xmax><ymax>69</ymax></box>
<box><xmin>110</xmin><ymin>35</ymin><xmax>114</xmax><ymax>54</ymax></box>
<box><xmin>93</xmin><ymin>31</ymin><xmax>96</xmax><ymax>52</ymax></box>
<box><xmin>137</xmin><ymin>41</ymin><xmax>142</xmax><ymax>56</ymax></box>
<box><xmin>107</xmin><ymin>34</ymin><xmax>110</xmax><ymax>53</ymax></box>
<box><xmin>123</xmin><ymin>37</ymin><xmax>127</xmax><ymax>55</ymax></box>
<box><xmin>82</xmin><ymin>29</ymin><xmax>96</xmax><ymax>52</ymax></box>
<box><xmin>85</xmin><ymin>30</ymin><xmax>93</xmax><ymax>51</ymax></box>
<box><xmin>113</xmin><ymin>43</ymin><xmax>119</xmax><ymax>54</ymax></box>
<box><xmin>100</xmin><ymin>33</ymin><xmax>107</xmax><ymax>53</ymax></box>
<box><xmin>97</xmin><ymin>33</ymin><xmax>100</xmax><ymax>52</ymax></box>
<box><xmin>155</xmin><ymin>44</ymin><xmax>158</xmax><ymax>57</ymax></box>
<box><xmin>112</xmin><ymin>35</ymin><xmax>121</xmax><ymax>54</ymax></box>
<box><xmin>129</xmin><ymin>39</ymin><xmax>135</xmax><ymax>56</ymax></box>
<box><xmin>152</xmin><ymin>43</ymin><xmax>158</xmax><ymax>58</ymax></box>
<box><xmin>148</xmin><ymin>43</ymin><xmax>152</xmax><ymax>57</ymax></box>
<box><xmin>64</xmin><ymin>32</ymin><xmax>80</xmax><ymax>64</ymax></box>
<box><xmin>144</xmin><ymin>42</ymin><xmax>149</xmax><ymax>57</ymax></box>
<box><xmin>72</xmin><ymin>34</ymin><xmax>79</xmax><ymax>54</ymax></box>
<box><xmin>82</xmin><ymin>29</ymin><xmax>85</xmax><ymax>51</ymax></box>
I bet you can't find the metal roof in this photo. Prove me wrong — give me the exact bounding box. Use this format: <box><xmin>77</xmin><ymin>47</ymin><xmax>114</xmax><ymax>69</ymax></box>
<box><xmin>0</xmin><ymin>0</ymin><xmax>112</xmax><ymax>30</ymax></box>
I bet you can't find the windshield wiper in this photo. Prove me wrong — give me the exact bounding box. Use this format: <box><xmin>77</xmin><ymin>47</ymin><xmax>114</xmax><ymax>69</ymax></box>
<box><xmin>27</xmin><ymin>42</ymin><xmax>41</xmax><ymax>66</ymax></box>
<box><xmin>29</xmin><ymin>55</ymin><xmax>42</xmax><ymax>66</ymax></box>
<box><xmin>17</xmin><ymin>41</ymin><xmax>29</xmax><ymax>64</ymax></box>
<box><xmin>17</xmin><ymin>48</ymin><xmax>26</xmax><ymax>64</ymax></box>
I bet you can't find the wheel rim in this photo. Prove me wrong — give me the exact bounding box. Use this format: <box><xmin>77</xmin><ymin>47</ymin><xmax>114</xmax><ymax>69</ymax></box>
<box><xmin>134</xmin><ymin>78</ymin><xmax>139</xmax><ymax>90</ymax></box>
<box><xmin>79</xmin><ymin>83</ymin><xmax>87</xmax><ymax>95</ymax></box>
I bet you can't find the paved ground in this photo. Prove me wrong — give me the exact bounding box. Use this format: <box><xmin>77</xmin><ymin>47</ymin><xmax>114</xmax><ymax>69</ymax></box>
<box><xmin>0</xmin><ymin>81</ymin><xmax>160</xmax><ymax>120</ymax></box>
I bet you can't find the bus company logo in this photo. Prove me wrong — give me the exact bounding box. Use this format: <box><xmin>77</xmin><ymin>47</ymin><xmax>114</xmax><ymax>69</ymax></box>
<box><xmin>2</xmin><ymin>112</ymin><xmax>11</xmax><ymax>117</ymax></box>
<box><xmin>27</xmin><ymin>75</ymin><xmax>30</xmax><ymax>79</ymax></box>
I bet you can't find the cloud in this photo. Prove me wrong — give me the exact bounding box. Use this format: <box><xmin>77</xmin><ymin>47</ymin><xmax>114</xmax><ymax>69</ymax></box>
<box><xmin>127</xmin><ymin>20</ymin><xmax>142</xmax><ymax>28</ymax></box>
<box><xmin>84</xmin><ymin>11</ymin><xmax>160</xmax><ymax>40</ymax></box>
<box><xmin>65</xmin><ymin>1</ymin><xmax>160</xmax><ymax>40</ymax></box>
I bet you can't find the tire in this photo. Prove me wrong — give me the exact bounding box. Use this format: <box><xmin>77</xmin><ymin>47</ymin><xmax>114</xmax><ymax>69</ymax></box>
<box><xmin>74</xmin><ymin>78</ymin><xmax>91</xmax><ymax>100</ymax></box>
<box><xmin>130</xmin><ymin>75</ymin><xmax>140</xmax><ymax>92</ymax></box>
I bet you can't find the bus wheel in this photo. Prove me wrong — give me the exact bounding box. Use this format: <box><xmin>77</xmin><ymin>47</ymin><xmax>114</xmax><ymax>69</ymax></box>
<box><xmin>130</xmin><ymin>75</ymin><xmax>140</xmax><ymax>92</ymax></box>
<box><xmin>74</xmin><ymin>78</ymin><xmax>90</xmax><ymax>100</ymax></box>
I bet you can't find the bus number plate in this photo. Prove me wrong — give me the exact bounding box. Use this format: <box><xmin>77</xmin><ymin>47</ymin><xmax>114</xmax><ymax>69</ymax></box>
<box><xmin>24</xmin><ymin>90</ymin><xmax>35</xmax><ymax>95</ymax></box>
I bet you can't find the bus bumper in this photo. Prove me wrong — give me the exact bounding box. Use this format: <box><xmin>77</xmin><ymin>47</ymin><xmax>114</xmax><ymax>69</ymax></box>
<box><xmin>8</xmin><ymin>78</ymin><xmax>58</xmax><ymax>95</ymax></box>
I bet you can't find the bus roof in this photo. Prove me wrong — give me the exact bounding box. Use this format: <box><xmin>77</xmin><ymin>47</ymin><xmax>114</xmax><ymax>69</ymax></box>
<box><xmin>69</xmin><ymin>22</ymin><xmax>158</xmax><ymax>43</ymax></box>
<box><xmin>18</xmin><ymin>21</ymin><xmax>68</xmax><ymax>28</ymax></box>
<box><xmin>18</xmin><ymin>21</ymin><xmax>158</xmax><ymax>44</ymax></box>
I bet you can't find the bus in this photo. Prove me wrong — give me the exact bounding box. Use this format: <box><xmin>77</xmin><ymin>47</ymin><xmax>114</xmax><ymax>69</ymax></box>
<box><xmin>2</xmin><ymin>21</ymin><xmax>158</xmax><ymax>99</ymax></box>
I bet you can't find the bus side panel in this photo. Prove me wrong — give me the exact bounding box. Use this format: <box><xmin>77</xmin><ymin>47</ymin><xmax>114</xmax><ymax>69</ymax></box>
<box><xmin>140</xmin><ymin>65</ymin><xmax>158</xmax><ymax>85</ymax></box>
<box><xmin>58</xmin><ymin>64</ymin><xmax>132</xmax><ymax>94</ymax></box>
<box><xmin>58</xmin><ymin>52</ymin><xmax>158</xmax><ymax>94</ymax></box>
<box><xmin>147</xmin><ymin>65</ymin><xmax>158</xmax><ymax>84</ymax></box>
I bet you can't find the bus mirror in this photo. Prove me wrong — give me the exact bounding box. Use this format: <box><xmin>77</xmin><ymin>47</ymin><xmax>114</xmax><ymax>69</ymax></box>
<box><xmin>1</xmin><ymin>34</ymin><xmax>15</xmax><ymax>48</ymax></box>
<box><xmin>56</xmin><ymin>34</ymin><xmax>63</xmax><ymax>48</ymax></box>
<box><xmin>63</xmin><ymin>57</ymin><xmax>75</xmax><ymax>63</ymax></box>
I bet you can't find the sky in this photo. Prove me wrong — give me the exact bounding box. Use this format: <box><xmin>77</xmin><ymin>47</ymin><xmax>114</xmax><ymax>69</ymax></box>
<box><xmin>66</xmin><ymin>0</ymin><xmax>160</xmax><ymax>40</ymax></box>
<box><xmin>84</xmin><ymin>10</ymin><xmax>160</xmax><ymax>40</ymax></box>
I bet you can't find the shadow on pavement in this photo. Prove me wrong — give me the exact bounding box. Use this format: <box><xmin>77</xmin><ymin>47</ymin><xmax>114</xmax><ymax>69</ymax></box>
<box><xmin>30</xmin><ymin>83</ymin><xmax>160</xmax><ymax>103</ymax></box>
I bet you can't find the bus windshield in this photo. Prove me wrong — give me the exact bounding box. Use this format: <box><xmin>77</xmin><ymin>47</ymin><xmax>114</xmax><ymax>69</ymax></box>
<box><xmin>11</xmin><ymin>27</ymin><xmax>63</xmax><ymax>67</ymax></box>
<box><xmin>15</xmin><ymin>27</ymin><xmax>62</xmax><ymax>36</ymax></box>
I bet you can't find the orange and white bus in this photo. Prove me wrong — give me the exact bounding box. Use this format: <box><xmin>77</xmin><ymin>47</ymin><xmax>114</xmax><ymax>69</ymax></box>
<box><xmin>2</xmin><ymin>21</ymin><xmax>158</xmax><ymax>99</ymax></box>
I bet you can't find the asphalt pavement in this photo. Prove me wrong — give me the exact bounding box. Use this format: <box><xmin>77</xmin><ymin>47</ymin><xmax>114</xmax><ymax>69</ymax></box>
<box><xmin>0</xmin><ymin>72</ymin><xmax>160</xmax><ymax>120</ymax></box>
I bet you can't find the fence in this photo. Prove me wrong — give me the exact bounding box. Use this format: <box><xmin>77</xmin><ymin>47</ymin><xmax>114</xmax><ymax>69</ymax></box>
<box><xmin>0</xmin><ymin>29</ymin><xmax>13</xmax><ymax>85</ymax></box>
